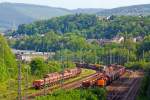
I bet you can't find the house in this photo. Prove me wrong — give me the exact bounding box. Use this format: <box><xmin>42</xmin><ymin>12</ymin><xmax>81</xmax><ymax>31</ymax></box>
<box><xmin>112</xmin><ymin>36</ymin><xmax>124</xmax><ymax>43</ymax></box>
<box><xmin>133</xmin><ymin>36</ymin><xmax>143</xmax><ymax>42</ymax></box>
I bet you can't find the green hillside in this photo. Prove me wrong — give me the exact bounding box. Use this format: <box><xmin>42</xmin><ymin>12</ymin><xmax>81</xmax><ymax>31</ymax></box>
<box><xmin>14</xmin><ymin>14</ymin><xmax>150</xmax><ymax>39</ymax></box>
<box><xmin>97</xmin><ymin>4</ymin><xmax>150</xmax><ymax>16</ymax></box>
<box><xmin>0</xmin><ymin>3</ymin><xmax>103</xmax><ymax>32</ymax></box>
<box><xmin>0</xmin><ymin>34</ymin><xmax>17</xmax><ymax>81</ymax></box>
<box><xmin>0</xmin><ymin>2</ymin><xmax>72</xmax><ymax>32</ymax></box>
<box><xmin>2</xmin><ymin>2</ymin><xmax>150</xmax><ymax>32</ymax></box>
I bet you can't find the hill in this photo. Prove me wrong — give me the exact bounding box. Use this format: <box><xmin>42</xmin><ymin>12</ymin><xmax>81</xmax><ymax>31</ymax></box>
<box><xmin>14</xmin><ymin>14</ymin><xmax>150</xmax><ymax>39</ymax></box>
<box><xmin>97</xmin><ymin>4</ymin><xmax>150</xmax><ymax>16</ymax></box>
<box><xmin>2</xmin><ymin>2</ymin><xmax>150</xmax><ymax>32</ymax></box>
<box><xmin>0</xmin><ymin>2</ymin><xmax>104</xmax><ymax>32</ymax></box>
<box><xmin>0</xmin><ymin>2</ymin><xmax>72</xmax><ymax>32</ymax></box>
<box><xmin>73</xmin><ymin>8</ymin><xmax>104</xmax><ymax>14</ymax></box>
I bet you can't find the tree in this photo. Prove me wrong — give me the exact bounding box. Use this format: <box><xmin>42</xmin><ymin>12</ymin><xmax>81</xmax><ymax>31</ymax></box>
<box><xmin>30</xmin><ymin>58</ymin><xmax>47</xmax><ymax>76</ymax></box>
<box><xmin>0</xmin><ymin>34</ymin><xmax>17</xmax><ymax>81</ymax></box>
<box><xmin>138</xmin><ymin>35</ymin><xmax>150</xmax><ymax>59</ymax></box>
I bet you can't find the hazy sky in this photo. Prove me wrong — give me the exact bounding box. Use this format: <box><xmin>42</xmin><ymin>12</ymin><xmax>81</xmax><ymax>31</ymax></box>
<box><xmin>0</xmin><ymin>0</ymin><xmax>150</xmax><ymax>9</ymax></box>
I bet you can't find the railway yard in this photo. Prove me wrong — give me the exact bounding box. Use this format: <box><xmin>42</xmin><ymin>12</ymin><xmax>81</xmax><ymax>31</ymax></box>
<box><xmin>4</xmin><ymin>64</ymin><xmax>144</xmax><ymax>100</ymax></box>
<box><xmin>23</xmin><ymin>64</ymin><xmax>144</xmax><ymax>100</ymax></box>
<box><xmin>106</xmin><ymin>70</ymin><xmax>144</xmax><ymax>100</ymax></box>
<box><xmin>26</xmin><ymin>72</ymin><xmax>99</xmax><ymax>99</ymax></box>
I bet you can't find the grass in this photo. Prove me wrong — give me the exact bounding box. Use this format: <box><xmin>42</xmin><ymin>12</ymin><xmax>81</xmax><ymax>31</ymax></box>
<box><xmin>0</xmin><ymin>68</ymin><xmax>95</xmax><ymax>100</ymax></box>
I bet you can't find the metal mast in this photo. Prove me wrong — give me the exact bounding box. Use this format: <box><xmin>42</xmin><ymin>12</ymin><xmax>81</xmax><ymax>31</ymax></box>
<box><xmin>18</xmin><ymin>61</ymin><xmax>22</xmax><ymax>100</ymax></box>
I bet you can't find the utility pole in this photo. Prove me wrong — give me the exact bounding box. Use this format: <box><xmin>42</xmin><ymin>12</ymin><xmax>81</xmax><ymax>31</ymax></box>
<box><xmin>25</xmin><ymin>66</ymin><xmax>28</xmax><ymax>100</ymax></box>
<box><xmin>143</xmin><ymin>50</ymin><xmax>145</xmax><ymax>60</ymax></box>
<box><xmin>60</xmin><ymin>38</ymin><xmax>64</xmax><ymax>89</ymax></box>
<box><xmin>41</xmin><ymin>34</ymin><xmax>45</xmax><ymax>55</ymax></box>
<box><xmin>95</xmin><ymin>50</ymin><xmax>97</xmax><ymax>64</ymax></box>
<box><xmin>127</xmin><ymin>50</ymin><xmax>130</xmax><ymax>63</ymax></box>
<box><xmin>80</xmin><ymin>49</ymin><xmax>82</xmax><ymax>63</ymax></box>
<box><xmin>109</xmin><ymin>49</ymin><xmax>112</xmax><ymax>65</ymax></box>
<box><xmin>117</xmin><ymin>55</ymin><xmax>119</xmax><ymax>64</ymax></box>
<box><xmin>18</xmin><ymin>61</ymin><xmax>22</xmax><ymax>100</ymax></box>
<box><xmin>61</xmin><ymin>53</ymin><xmax>64</xmax><ymax>88</ymax></box>
<box><xmin>24</xmin><ymin>31</ymin><xmax>28</xmax><ymax>100</ymax></box>
<box><xmin>44</xmin><ymin>76</ymin><xmax>46</xmax><ymax>96</ymax></box>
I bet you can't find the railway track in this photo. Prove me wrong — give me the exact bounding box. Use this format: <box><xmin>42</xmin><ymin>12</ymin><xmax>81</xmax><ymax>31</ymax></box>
<box><xmin>107</xmin><ymin>71</ymin><xmax>131</xmax><ymax>100</ymax></box>
<box><xmin>107</xmin><ymin>71</ymin><xmax>143</xmax><ymax>100</ymax></box>
<box><xmin>123</xmin><ymin>72</ymin><xmax>143</xmax><ymax>100</ymax></box>
<box><xmin>24</xmin><ymin>73</ymin><xmax>99</xmax><ymax>99</ymax></box>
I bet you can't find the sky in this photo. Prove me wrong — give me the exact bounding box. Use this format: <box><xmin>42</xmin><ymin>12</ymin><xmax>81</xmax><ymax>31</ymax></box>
<box><xmin>0</xmin><ymin>0</ymin><xmax>150</xmax><ymax>9</ymax></box>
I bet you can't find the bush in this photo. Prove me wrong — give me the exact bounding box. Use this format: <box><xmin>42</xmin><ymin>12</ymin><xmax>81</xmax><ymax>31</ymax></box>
<box><xmin>30</xmin><ymin>58</ymin><xmax>47</xmax><ymax>76</ymax></box>
<box><xmin>0</xmin><ymin>34</ymin><xmax>17</xmax><ymax>81</ymax></box>
<box><xmin>125</xmin><ymin>61</ymin><xmax>150</xmax><ymax>70</ymax></box>
<box><xmin>36</xmin><ymin>88</ymin><xmax>106</xmax><ymax>100</ymax></box>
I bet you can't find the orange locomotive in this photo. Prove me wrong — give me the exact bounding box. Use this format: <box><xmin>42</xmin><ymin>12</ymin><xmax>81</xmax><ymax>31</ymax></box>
<box><xmin>82</xmin><ymin>65</ymin><xmax>126</xmax><ymax>87</ymax></box>
<box><xmin>82</xmin><ymin>73</ymin><xmax>103</xmax><ymax>88</ymax></box>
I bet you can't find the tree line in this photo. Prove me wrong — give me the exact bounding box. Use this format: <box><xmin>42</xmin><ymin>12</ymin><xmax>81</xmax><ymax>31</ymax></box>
<box><xmin>13</xmin><ymin>14</ymin><xmax>150</xmax><ymax>39</ymax></box>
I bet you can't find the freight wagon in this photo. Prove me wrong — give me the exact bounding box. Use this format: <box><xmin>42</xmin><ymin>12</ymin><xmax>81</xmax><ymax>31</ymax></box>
<box><xmin>82</xmin><ymin>65</ymin><xmax>126</xmax><ymax>87</ymax></box>
<box><xmin>75</xmin><ymin>63</ymin><xmax>104</xmax><ymax>71</ymax></box>
<box><xmin>33</xmin><ymin>68</ymin><xmax>81</xmax><ymax>89</ymax></box>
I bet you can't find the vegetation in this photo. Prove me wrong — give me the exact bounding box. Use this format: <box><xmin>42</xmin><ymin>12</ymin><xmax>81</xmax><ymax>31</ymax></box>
<box><xmin>12</xmin><ymin>32</ymin><xmax>93</xmax><ymax>52</ymax></box>
<box><xmin>36</xmin><ymin>88</ymin><xmax>106</xmax><ymax>100</ymax></box>
<box><xmin>12</xmin><ymin>31</ymin><xmax>150</xmax><ymax>66</ymax></box>
<box><xmin>97</xmin><ymin>4</ymin><xmax>150</xmax><ymax>16</ymax></box>
<box><xmin>2</xmin><ymin>3</ymin><xmax>150</xmax><ymax>32</ymax></box>
<box><xmin>30</xmin><ymin>58</ymin><xmax>47</xmax><ymax>76</ymax></box>
<box><xmin>30</xmin><ymin>57</ymin><xmax>75</xmax><ymax>77</ymax></box>
<box><xmin>14</xmin><ymin>14</ymin><xmax>150</xmax><ymax>39</ymax></box>
<box><xmin>0</xmin><ymin>34</ymin><xmax>17</xmax><ymax>81</ymax></box>
<box><xmin>137</xmin><ymin>72</ymin><xmax>150</xmax><ymax>100</ymax></box>
<box><xmin>1</xmin><ymin>12</ymin><xmax>150</xmax><ymax>100</ymax></box>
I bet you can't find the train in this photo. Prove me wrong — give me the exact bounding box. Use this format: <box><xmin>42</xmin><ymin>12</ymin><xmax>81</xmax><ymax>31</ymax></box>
<box><xmin>81</xmin><ymin>64</ymin><xmax>126</xmax><ymax>87</ymax></box>
<box><xmin>75</xmin><ymin>63</ymin><xmax>104</xmax><ymax>71</ymax></box>
<box><xmin>33</xmin><ymin>67</ymin><xmax>81</xmax><ymax>89</ymax></box>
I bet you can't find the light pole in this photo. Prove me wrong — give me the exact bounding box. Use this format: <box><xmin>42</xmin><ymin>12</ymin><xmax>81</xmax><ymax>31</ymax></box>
<box><xmin>109</xmin><ymin>49</ymin><xmax>112</xmax><ymax>65</ymax></box>
<box><xmin>18</xmin><ymin>59</ymin><xmax>22</xmax><ymax>100</ymax></box>
<box><xmin>24</xmin><ymin>66</ymin><xmax>29</xmax><ymax>100</ymax></box>
<box><xmin>41</xmin><ymin>34</ymin><xmax>45</xmax><ymax>55</ymax></box>
<box><xmin>44</xmin><ymin>76</ymin><xmax>46</xmax><ymax>96</ymax></box>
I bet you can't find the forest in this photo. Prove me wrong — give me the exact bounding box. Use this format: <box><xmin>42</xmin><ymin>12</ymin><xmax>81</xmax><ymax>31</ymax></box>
<box><xmin>13</xmin><ymin>14</ymin><xmax>150</xmax><ymax>39</ymax></box>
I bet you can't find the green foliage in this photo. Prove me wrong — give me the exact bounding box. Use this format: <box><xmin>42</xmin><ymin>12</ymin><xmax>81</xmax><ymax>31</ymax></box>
<box><xmin>30</xmin><ymin>57</ymin><xmax>76</xmax><ymax>76</ymax></box>
<box><xmin>47</xmin><ymin>61</ymin><xmax>75</xmax><ymax>73</ymax></box>
<box><xmin>53</xmin><ymin>43</ymin><xmax>137</xmax><ymax>65</ymax></box>
<box><xmin>36</xmin><ymin>88</ymin><xmax>106</xmax><ymax>100</ymax></box>
<box><xmin>30</xmin><ymin>58</ymin><xmax>47</xmax><ymax>76</ymax></box>
<box><xmin>125</xmin><ymin>61</ymin><xmax>150</xmax><ymax>70</ymax></box>
<box><xmin>138</xmin><ymin>36</ymin><xmax>150</xmax><ymax>59</ymax></box>
<box><xmin>138</xmin><ymin>74</ymin><xmax>150</xmax><ymax>100</ymax></box>
<box><xmin>12</xmin><ymin>32</ymin><xmax>96</xmax><ymax>52</ymax></box>
<box><xmin>15</xmin><ymin>14</ymin><xmax>98</xmax><ymax>36</ymax></box>
<box><xmin>0</xmin><ymin>34</ymin><xmax>17</xmax><ymax>81</ymax></box>
<box><xmin>14</xmin><ymin>15</ymin><xmax>150</xmax><ymax>39</ymax></box>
